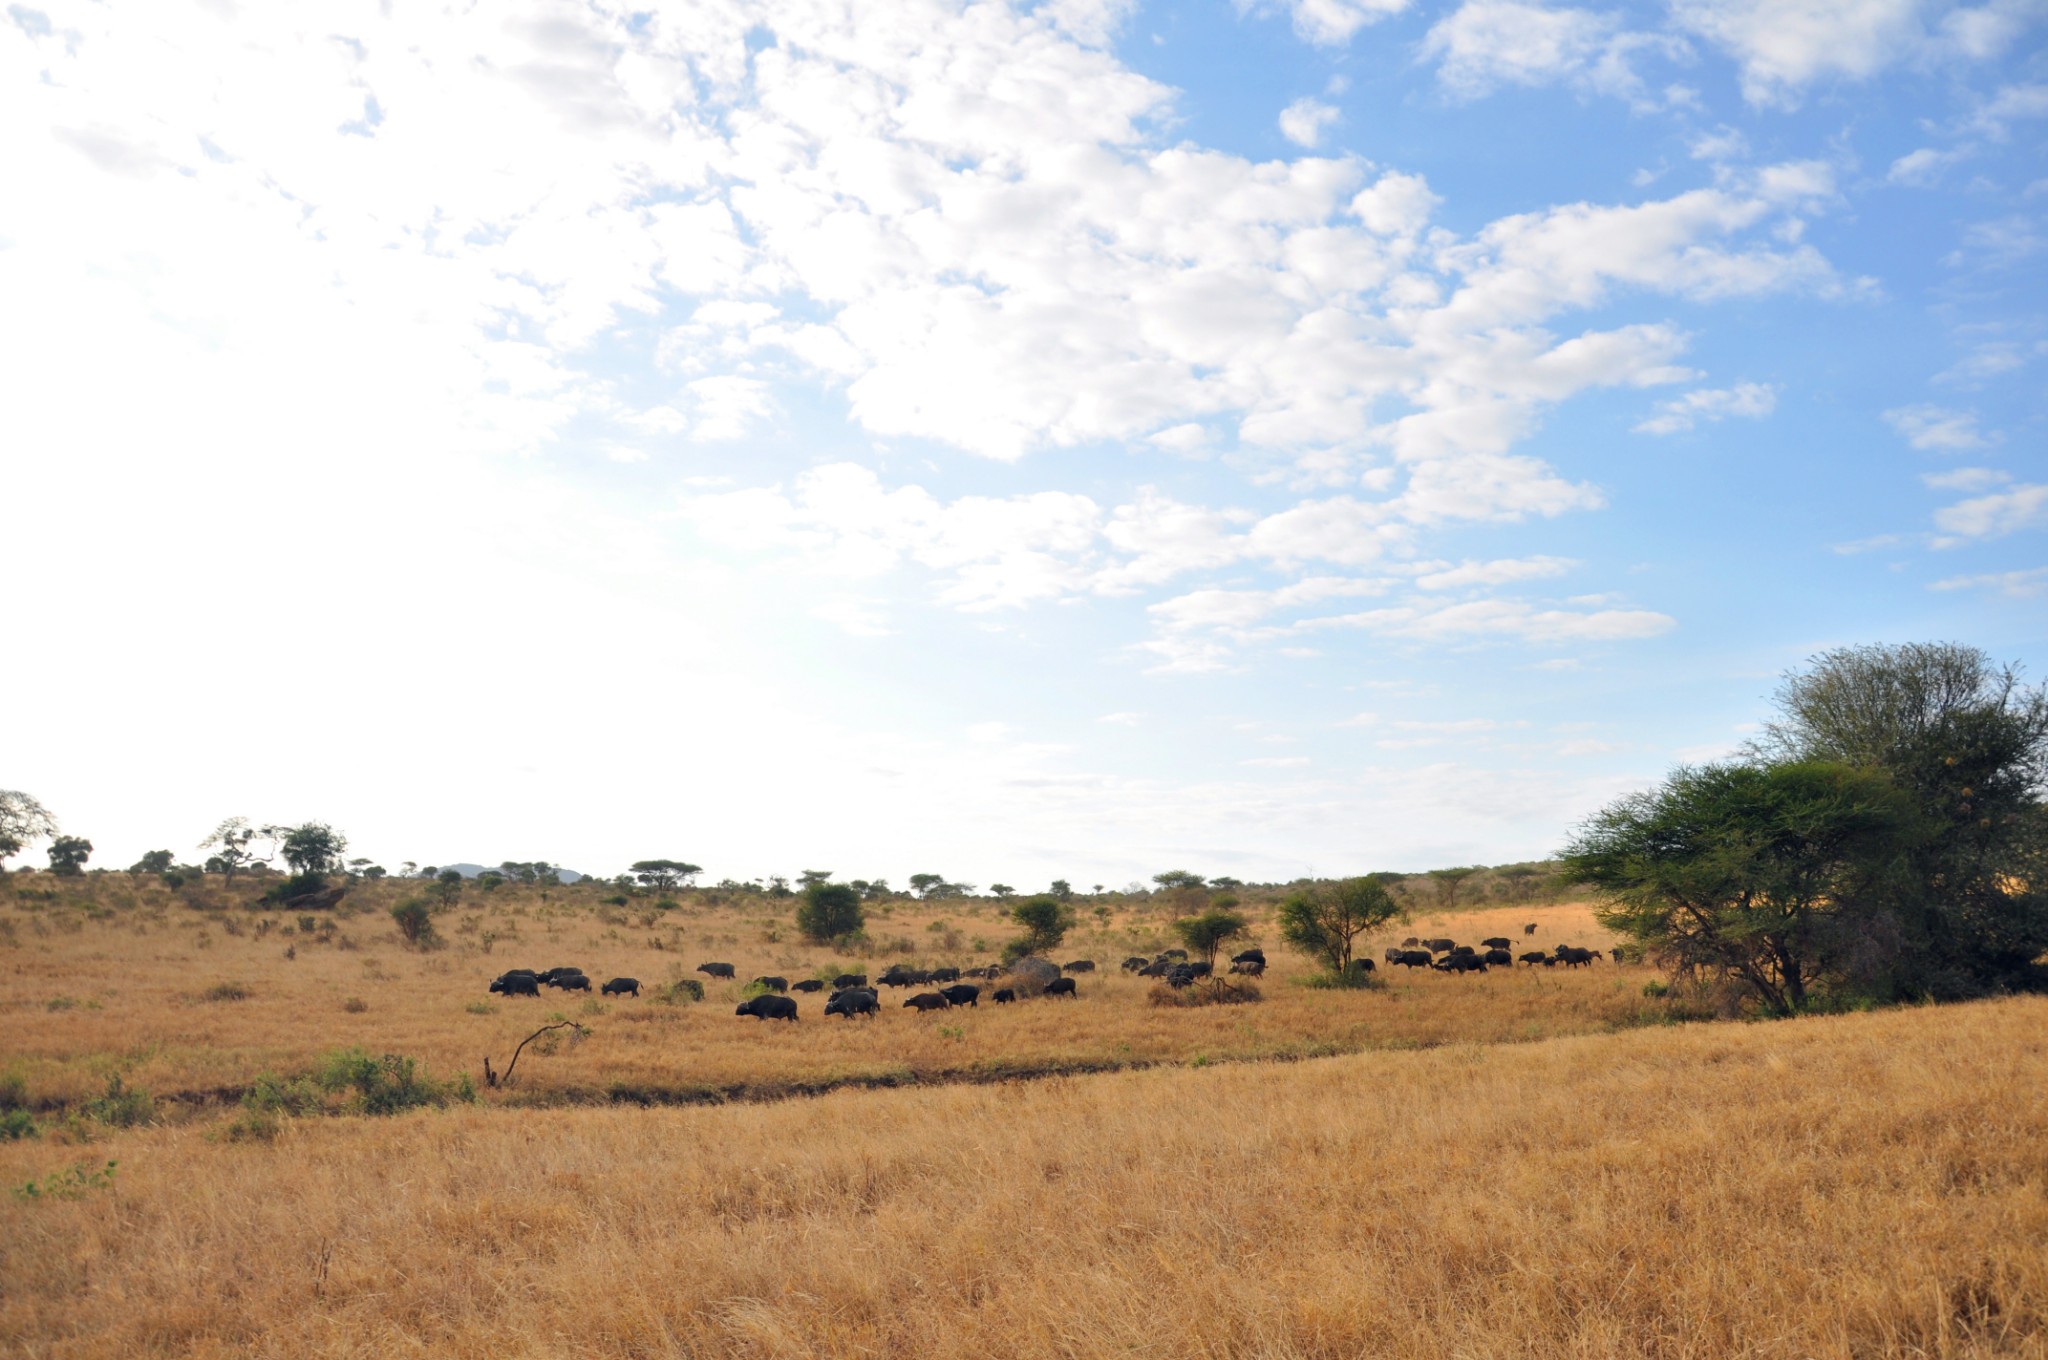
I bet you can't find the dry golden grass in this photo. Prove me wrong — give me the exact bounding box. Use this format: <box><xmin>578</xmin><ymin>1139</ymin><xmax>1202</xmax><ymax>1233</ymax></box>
<box><xmin>2</xmin><ymin>877</ymin><xmax>1649</xmax><ymax>1109</ymax></box>
<box><xmin>2</xmin><ymin>995</ymin><xmax>2043</xmax><ymax>1358</ymax></box>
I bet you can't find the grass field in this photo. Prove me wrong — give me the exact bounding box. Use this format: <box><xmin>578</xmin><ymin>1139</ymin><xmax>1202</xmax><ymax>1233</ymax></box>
<box><xmin>5</xmin><ymin>874</ymin><xmax>2043</xmax><ymax>1358</ymax></box>
<box><xmin>2</xmin><ymin>875</ymin><xmax>1657</xmax><ymax>1110</ymax></box>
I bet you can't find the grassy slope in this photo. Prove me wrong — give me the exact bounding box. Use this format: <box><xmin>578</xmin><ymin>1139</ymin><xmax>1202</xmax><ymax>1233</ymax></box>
<box><xmin>2</xmin><ymin>995</ymin><xmax>2044</xmax><ymax>1358</ymax></box>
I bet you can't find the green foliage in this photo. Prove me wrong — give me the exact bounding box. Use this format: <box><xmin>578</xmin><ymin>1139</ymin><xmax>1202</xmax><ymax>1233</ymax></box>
<box><xmin>1426</xmin><ymin>866</ymin><xmax>1485</xmax><ymax>909</ymax></box>
<box><xmin>264</xmin><ymin>871</ymin><xmax>332</xmax><ymax>904</ymax></box>
<box><xmin>429</xmin><ymin>869</ymin><xmax>464</xmax><ymax>907</ymax></box>
<box><xmin>198</xmin><ymin>816</ymin><xmax>260</xmax><ymax>883</ymax></box>
<box><xmin>796</xmin><ymin>881</ymin><xmax>864</xmax><ymax>943</ymax></box>
<box><xmin>1009</xmin><ymin>895</ymin><xmax>1075</xmax><ymax>954</ymax></box>
<box><xmin>129</xmin><ymin>849</ymin><xmax>174</xmax><ymax>874</ymax></box>
<box><xmin>389</xmin><ymin>898</ymin><xmax>438</xmax><ymax>948</ymax></box>
<box><xmin>314</xmin><ymin>1047</ymin><xmax>473</xmax><ymax>1116</ymax></box>
<box><xmin>271</xmin><ymin>822</ymin><xmax>347</xmax><ymax>876</ymax></box>
<box><xmin>632</xmin><ymin>859</ymin><xmax>702</xmax><ymax>891</ymax></box>
<box><xmin>47</xmin><ymin>835</ymin><xmax>92</xmax><ymax>876</ymax></box>
<box><xmin>13</xmin><ymin>1159</ymin><xmax>117</xmax><ymax>1201</ymax></box>
<box><xmin>0</xmin><ymin>1109</ymin><xmax>36</xmax><ymax>1141</ymax></box>
<box><xmin>1278</xmin><ymin>877</ymin><xmax>1405</xmax><ymax>976</ymax></box>
<box><xmin>1048</xmin><ymin>879</ymin><xmax>1073</xmax><ymax>899</ymax></box>
<box><xmin>1152</xmin><ymin>869</ymin><xmax>1205</xmax><ymax>891</ymax></box>
<box><xmin>1563</xmin><ymin>760</ymin><xmax>1919</xmax><ymax>1015</ymax></box>
<box><xmin>83</xmin><ymin>1075</ymin><xmax>153</xmax><ymax>1129</ymax></box>
<box><xmin>1171</xmin><ymin>909</ymin><xmax>1249</xmax><ymax>971</ymax></box>
<box><xmin>657</xmin><ymin>978</ymin><xmax>704</xmax><ymax>1005</ymax></box>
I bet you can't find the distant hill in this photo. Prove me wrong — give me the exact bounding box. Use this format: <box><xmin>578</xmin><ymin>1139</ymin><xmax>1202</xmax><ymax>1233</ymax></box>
<box><xmin>433</xmin><ymin>862</ymin><xmax>588</xmax><ymax>884</ymax></box>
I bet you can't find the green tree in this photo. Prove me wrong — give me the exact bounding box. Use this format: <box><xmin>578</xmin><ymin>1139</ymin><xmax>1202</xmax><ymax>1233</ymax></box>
<box><xmin>1172</xmin><ymin>908</ymin><xmax>1248</xmax><ymax>974</ymax></box>
<box><xmin>989</xmin><ymin>883</ymin><xmax>1015</xmax><ymax>898</ymax></box>
<box><xmin>129</xmin><ymin>850</ymin><xmax>175</xmax><ymax>875</ymax></box>
<box><xmin>390</xmin><ymin>899</ymin><xmax>438</xmax><ymax>949</ymax></box>
<box><xmin>631</xmin><ymin>859</ymin><xmax>701</xmax><ymax>891</ymax></box>
<box><xmin>1751</xmin><ymin>642</ymin><xmax>2048</xmax><ymax>996</ymax></box>
<box><xmin>1278</xmin><ymin>877</ymin><xmax>1405</xmax><ymax>977</ymax></box>
<box><xmin>1426</xmin><ymin>865</ymin><xmax>1484</xmax><ymax>910</ymax></box>
<box><xmin>199</xmin><ymin>816</ymin><xmax>262</xmax><ymax>884</ymax></box>
<box><xmin>1562</xmin><ymin>761</ymin><xmax>1918</xmax><ymax>1014</ymax></box>
<box><xmin>796</xmin><ymin>881</ymin><xmax>864</xmax><ymax>942</ymax></box>
<box><xmin>1152</xmin><ymin>869</ymin><xmax>1205</xmax><ymax>891</ymax></box>
<box><xmin>797</xmin><ymin>869</ymin><xmax>833</xmax><ymax>890</ymax></box>
<box><xmin>430</xmin><ymin>868</ymin><xmax>464</xmax><ymax>908</ymax></box>
<box><xmin>48</xmin><ymin>836</ymin><xmax>92</xmax><ymax>875</ymax></box>
<box><xmin>1009</xmin><ymin>895</ymin><xmax>1075</xmax><ymax>954</ymax></box>
<box><xmin>0</xmin><ymin>790</ymin><xmax>57</xmax><ymax>864</ymax></box>
<box><xmin>1048</xmin><ymin>879</ymin><xmax>1073</xmax><ymax>899</ymax></box>
<box><xmin>269</xmin><ymin>823</ymin><xmax>347</xmax><ymax>877</ymax></box>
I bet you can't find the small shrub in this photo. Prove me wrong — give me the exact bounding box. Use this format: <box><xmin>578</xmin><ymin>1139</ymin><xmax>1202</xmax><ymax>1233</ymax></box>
<box><xmin>1642</xmin><ymin>979</ymin><xmax>1671</xmax><ymax>998</ymax></box>
<box><xmin>654</xmin><ymin>898</ymin><xmax>679</xmax><ymax>912</ymax></box>
<box><xmin>466</xmin><ymin>1001</ymin><xmax>498</xmax><ymax>1016</ymax></box>
<box><xmin>341</xmin><ymin>997</ymin><xmax>368</xmax><ymax>1014</ymax></box>
<box><xmin>44</xmin><ymin>996</ymin><xmax>77</xmax><ymax>1012</ymax></box>
<box><xmin>390</xmin><ymin>899</ymin><xmax>438</xmax><ymax>949</ymax></box>
<box><xmin>657</xmin><ymin>979</ymin><xmax>703</xmax><ymax>1005</ymax></box>
<box><xmin>314</xmin><ymin>1047</ymin><xmax>472</xmax><ymax>1116</ymax></box>
<box><xmin>202</xmin><ymin>981</ymin><xmax>251</xmax><ymax>1002</ymax></box>
<box><xmin>83</xmin><ymin>1076</ymin><xmax>153</xmax><ymax>1129</ymax></box>
<box><xmin>1</xmin><ymin>1109</ymin><xmax>37</xmax><ymax>1141</ymax></box>
<box><xmin>13</xmin><ymin>1159</ymin><xmax>117</xmax><ymax>1201</ymax></box>
<box><xmin>0</xmin><ymin>1073</ymin><xmax>26</xmax><ymax>1111</ymax></box>
<box><xmin>1148</xmin><ymin>980</ymin><xmax>1262</xmax><ymax>1007</ymax></box>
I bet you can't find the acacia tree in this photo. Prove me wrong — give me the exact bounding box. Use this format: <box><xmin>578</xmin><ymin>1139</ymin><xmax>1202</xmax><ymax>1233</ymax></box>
<box><xmin>269</xmin><ymin>823</ymin><xmax>347</xmax><ymax>879</ymax></box>
<box><xmin>1172</xmin><ymin>908</ymin><xmax>1249</xmax><ymax>975</ymax></box>
<box><xmin>0</xmin><ymin>790</ymin><xmax>57</xmax><ymax>865</ymax></box>
<box><xmin>1751</xmin><ymin>642</ymin><xmax>2048</xmax><ymax>995</ymax></box>
<box><xmin>1426</xmin><ymin>866</ymin><xmax>1484</xmax><ymax>910</ymax></box>
<box><xmin>48</xmin><ymin>836</ymin><xmax>92</xmax><ymax>876</ymax></box>
<box><xmin>1278</xmin><ymin>876</ymin><xmax>1406</xmax><ymax>978</ymax></box>
<box><xmin>631</xmin><ymin>860</ymin><xmax>701</xmax><ymax>891</ymax></box>
<box><xmin>1008</xmin><ymin>895</ymin><xmax>1075</xmax><ymax>957</ymax></box>
<box><xmin>1562</xmin><ymin>761</ymin><xmax>1917</xmax><ymax>1014</ymax></box>
<box><xmin>199</xmin><ymin>817</ymin><xmax>264</xmax><ymax>883</ymax></box>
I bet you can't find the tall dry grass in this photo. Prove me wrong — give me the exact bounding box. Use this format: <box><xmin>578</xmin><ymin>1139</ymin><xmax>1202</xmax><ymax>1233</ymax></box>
<box><xmin>2</xmin><ymin>877</ymin><xmax>1643</xmax><ymax>1108</ymax></box>
<box><xmin>1</xmin><ymin>995</ymin><xmax>2042</xmax><ymax>1358</ymax></box>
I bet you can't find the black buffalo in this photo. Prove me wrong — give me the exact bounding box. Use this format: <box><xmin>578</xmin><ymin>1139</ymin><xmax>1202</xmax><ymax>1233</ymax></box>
<box><xmin>832</xmin><ymin>973</ymin><xmax>868</xmax><ymax>990</ymax></box>
<box><xmin>1062</xmin><ymin>960</ymin><xmax>1096</xmax><ymax>974</ymax></box>
<box><xmin>601</xmin><ymin>977</ymin><xmax>640</xmax><ymax>998</ymax></box>
<box><xmin>555</xmin><ymin>973</ymin><xmax>592</xmax><ymax>992</ymax></box>
<box><xmin>1519</xmin><ymin>951</ymin><xmax>1549</xmax><ymax>967</ymax></box>
<box><xmin>539</xmin><ymin>967</ymin><xmax>585</xmax><ymax>986</ymax></box>
<box><xmin>1391</xmin><ymin>950</ymin><xmax>1433</xmax><ymax>969</ymax></box>
<box><xmin>1158</xmin><ymin>949</ymin><xmax>1189</xmax><ymax>962</ymax></box>
<box><xmin>1482</xmin><ymin>949</ymin><xmax>1513</xmax><ymax>968</ymax></box>
<box><xmin>1424</xmin><ymin>938</ymin><xmax>1456</xmax><ymax>954</ymax></box>
<box><xmin>697</xmin><ymin>962</ymin><xmax>736</xmax><ymax>979</ymax></box>
<box><xmin>1556</xmin><ymin>947</ymin><xmax>1595</xmax><ymax>968</ymax></box>
<box><xmin>490</xmin><ymin>973</ymin><xmax>540</xmax><ymax>996</ymax></box>
<box><xmin>1481</xmin><ymin>937</ymin><xmax>1512</xmax><ymax>950</ymax></box>
<box><xmin>1139</xmin><ymin>960</ymin><xmax>1172</xmax><ymax>978</ymax></box>
<box><xmin>940</xmin><ymin>983</ymin><xmax>981</xmax><ymax>1008</ymax></box>
<box><xmin>1044</xmin><ymin>977</ymin><xmax>1077</xmax><ymax>998</ymax></box>
<box><xmin>904</xmin><ymin>992</ymin><xmax>951</xmax><ymax>1013</ymax></box>
<box><xmin>825</xmin><ymin>988</ymin><xmax>879</xmax><ymax>1019</ymax></box>
<box><xmin>930</xmin><ymin>967</ymin><xmax>962</xmax><ymax>985</ymax></box>
<box><xmin>1450</xmin><ymin>945</ymin><xmax>1476</xmax><ymax>957</ymax></box>
<box><xmin>736</xmin><ymin>995</ymin><xmax>798</xmax><ymax>1021</ymax></box>
<box><xmin>1401</xmin><ymin>936</ymin><xmax>1420</xmax><ymax>947</ymax></box>
<box><xmin>1523</xmin><ymin>923</ymin><xmax>1538</xmax><ymax>936</ymax></box>
<box><xmin>1121</xmin><ymin>956</ymin><xmax>1150</xmax><ymax>973</ymax></box>
<box><xmin>992</xmin><ymin>988</ymin><xmax>1016</xmax><ymax>1004</ymax></box>
<box><xmin>1436</xmin><ymin>954</ymin><xmax>1489</xmax><ymax>973</ymax></box>
<box><xmin>752</xmin><ymin>976</ymin><xmax>789</xmax><ymax>994</ymax></box>
<box><xmin>791</xmin><ymin>979</ymin><xmax>825</xmax><ymax>993</ymax></box>
<box><xmin>1166</xmin><ymin>964</ymin><xmax>1196</xmax><ymax>988</ymax></box>
<box><xmin>1611</xmin><ymin>948</ymin><xmax>1625</xmax><ymax>963</ymax></box>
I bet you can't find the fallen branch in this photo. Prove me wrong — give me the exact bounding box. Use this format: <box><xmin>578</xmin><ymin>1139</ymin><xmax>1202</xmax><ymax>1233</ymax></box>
<box><xmin>485</xmin><ymin>1021</ymin><xmax>590</xmax><ymax>1089</ymax></box>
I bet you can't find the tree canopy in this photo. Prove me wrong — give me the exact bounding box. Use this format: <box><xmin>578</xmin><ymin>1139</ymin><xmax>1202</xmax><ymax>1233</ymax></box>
<box><xmin>1171</xmin><ymin>908</ymin><xmax>1249</xmax><ymax>972</ymax></box>
<box><xmin>0</xmin><ymin>790</ymin><xmax>57</xmax><ymax>863</ymax></box>
<box><xmin>631</xmin><ymin>859</ymin><xmax>701</xmax><ymax>891</ymax></box>
<box><xmin>796</xmin><ymin>880</ymin><xmax>864</xmax><ymax>943</ymax></box>
<box><xmin>1009</xmin><ymin>895</ymin><xmax>1075</xmax><ymax>955</ymax></box>
<box><xmin>1277</xmin><ymin>876</ymin><xmax>1404</xmax><ymax>977</ymax></box>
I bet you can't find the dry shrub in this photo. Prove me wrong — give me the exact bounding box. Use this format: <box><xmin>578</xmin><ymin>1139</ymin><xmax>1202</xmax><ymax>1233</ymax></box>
<box><xmin>1148</xmin><ymin>979</ymin><xmax>1261</xmax><ymax>1006</ymax></box>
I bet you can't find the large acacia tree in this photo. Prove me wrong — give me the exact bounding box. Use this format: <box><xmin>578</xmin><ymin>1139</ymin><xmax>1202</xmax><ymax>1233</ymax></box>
<box><xmin>1562</xmin><ymin>761</ymin><xmax>1917</xmax><ymax>1014</ymax></box>
<box><xmin>1278</xmin><ymin>876</ymin><xmax>1405</xmax><ymax>978</ymax></box>
<box><xmin>0</xmin><ymin>790</ymin><xmax>57</xmax><ymax>865</ymax></box>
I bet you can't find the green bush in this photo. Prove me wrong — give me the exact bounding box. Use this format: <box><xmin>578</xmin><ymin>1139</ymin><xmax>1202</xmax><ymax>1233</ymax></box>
<box><xmin>83</xmin><ymin>1075</ymin><xmax>153</xmax><ymax>1129</ymax></box>
<box><xmin>314</xmin><ymin>1047</ymin><xmax>473</xmax><ymax>1116</ymax></box>
<box><xmin>264</xmin><ymin>872</ymin><xmax>331</xmax><ymax>904</ymax></box>
<box><xmin>202</xmin><ymin>981</ymin><xmax>251</xmax><ymax>1002</ymax></box>
<box><xmin>13</xmin><ymin>1159</ymin><xmax>116</xmax><ymax>1201</ymax></box>
<box><xmin>1</xmin><ymin>1109</ymin><xmax>37</xmax><ymax>1141</ymax></box>
<box><xmin>389</xmin><ymin>899</ymin><xmax>438</xmax><ymax>948</ymax></box>
<box><xmin>657</xmin><ymin>978</ymin><xmax>703</xmax><ymax>1005</ymax></box>
<box><xmin>796</xmin><ymin>882</ymin><xmax>864</xmax><ymax>943</ymax></box>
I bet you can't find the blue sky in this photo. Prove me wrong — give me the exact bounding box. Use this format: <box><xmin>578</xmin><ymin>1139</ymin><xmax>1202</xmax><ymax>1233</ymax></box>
<box><xmin>2</xmin><ymin>0</ymin><xmax>2042</xmax><ymax>887</ymax></box>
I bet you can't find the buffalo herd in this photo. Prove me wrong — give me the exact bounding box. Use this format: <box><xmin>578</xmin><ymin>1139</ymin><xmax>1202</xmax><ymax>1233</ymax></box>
<box><xmin>486</xmin><ymin>935</ymin><xmax>1630</xmax><ymax>1019</ymax></box>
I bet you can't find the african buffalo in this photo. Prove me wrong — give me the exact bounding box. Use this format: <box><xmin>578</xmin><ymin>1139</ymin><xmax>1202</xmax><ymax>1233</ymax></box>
<box><xmin>556</xmin><ymin>973</ymin><xmax>592</xmax><ymax>992</ymax></box>
<box><xmin>825</xmin><ymin>988</ymin><xmax>878</xmax><ymax>1019</ymax></box>
<box><xmin>1158</xmin><ymin>949</ymin><xmax>1188</xmax><ymax>962</ymax></box>
<box><xmin>1481</xmin><ymin>937</ymin><xmax>1511</xmax><ymax>950</ymax></box>
<box><xmin>1062</xmin><ymin>960</ymin><xmax>1096</xmax><ymax>974</ymax></box>
<box><xmin>1424</xmin><ymin>938</ymin><xmax>1456</xmax><ymax>954</ymax></box>
<box><xmin>940</xmin><ymin>984</ymin><xmax>981</xmax><ymax>1008</ymax></box>
<box><xmin>1450</xmin><ymin>945</ymin><xmax>1476</xmax><ymax>957</ymax></box>
<box><xmin>930</xmin><ymin>967</ymin><xmax>962</xmax><ymax>985</ymax></box>
<box><xmin>1555</xmin><ymin>947</ymin><xmax>1595</xmax><ymax>969</ymax></box>
<box><xmin>904</xmin><ymin>992</ymin><xmax>951</xmax><ymax>1013</ymax></box>
<box><xmin>1166</xmin><ymin>965</ymin><xmax>1196</xmax><ymax>988</ymax></box>
<box><xmin>539</xmin><ymin>967</ymin><xmax>585</xmax><ymax>986</ymax></box>
<box><xmin>1044</xmin><ymin>977</ymin><xmax>1077</xmax><ymax>998</ymax></box>
<box><xmin>992</xmin><ymin>988</ymin><xmax>1016</xmax><ymax>1004</ymax></box>
<box><xmin>697</xmin><ymin>962</ymin><xmax>736</xmax><ymax>979</ymax></box>
<box><xmin>1523</xmin><ymin>923</ymin><xmax>1538</xmax><ymax>936</ymax></box>
<box><xmin>736</xmin><ymin>995</ymin><xmax>798</xmax><ymax>1021</ymax></box>
<box><xmin>791</xmin><ymin>979</ymin><xmax>825</xmax><ymax>993</ymax></box>
<box><xmin>1401</xmin><ymin>936</ymin><xmax>1420</xmax><ymax>947</ymax></box>
<box><xmin>752</xmin><ymin>976</ymin><xmax>789</xmax><ymax>994</ymax></box>
<box><xmin>1391</xmin><ymin>950</ymin><xmax>1433</xmax><ymax>969</ymax></box>
<box><xmin>833</xmin><ymin>974</ymin><xmax>868</xmax><ymax>990</ymax></box>
<box><xmin>1611</xmin><ymin>947</ymin><xmax>1625</xmax><ymax>962</ymax></box>
<box><xmin>1122</xmin><ymin>956</ymin><xmax>1150</xmax><ymax>973</ymax></box>
<box><xmin>601</xmin><ymin>977</ymin><xmax>640</xmax><ymax>998</ymax></box>
<box><xmin>490</xmin><ymin>973</ymin><xmax>540</xmax><ymax>997</ymax></box>
<box><xmin>1482</xmin><ymin>949</ymin><xmax>1513</xmax><ymax>968</ymax></box>
<box><xmin>1519</xmin><ymin>951</ymin><xmax>1548</xmax><ymax>967</ymax></box>
<box><xmin>1436</xmin><ymin>954</ymin><xmax>1489</xmax><ymax>973</ymax></box>
<box><xmin>1139</xmin><ymin>960</ymin><xmax>1172</xmax><ymax>978</ymax></box>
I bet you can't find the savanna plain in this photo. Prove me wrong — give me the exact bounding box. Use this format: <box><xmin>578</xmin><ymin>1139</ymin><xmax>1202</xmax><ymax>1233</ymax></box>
<box><xmin>2</xmin><ymin>873</ymin><xmax>2044</xmax><ymax>1357</ymax></box>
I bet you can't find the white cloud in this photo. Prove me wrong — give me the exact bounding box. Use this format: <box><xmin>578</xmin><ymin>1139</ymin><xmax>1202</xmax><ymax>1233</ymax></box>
<box><xmin>1931</xmin><ymin>566</ymin><xmax>2048</xmax><ymax>596</ymax></box>
<box><xmin>685</xmin><ymin>375</ymin><xmax>773</xmax><ymax>440</ymax></box>
<box><xmin>1932</xmin><ymin>483</ymin><xmax>2048</xmax><ymax>543</ymax></box>
<box><xmin>1295</xmin><ymin>598</ymin><xmax>1677</xmax><ymax>643</ymax></box>
<box><xmin>1412</xmin><ymin>556</ymin><xmax>1577</xmax><ymax>588</ymax></box>
<box><xmin>1921</xmin><ymin>466</ymin><xmax>2010</xmax><ymax>491</ymax></box>
<box><xmin>1945</xmin><ymin>215</ymin><xmax>2047</xmax><ymax>270</ymax></box>
<box><xmin>1634</xmin><ymin>381</ymin><xmax>1778</xmax><ymax>434</ymax></box>
<box><xmin>1241</xmin><ymin>755</ymin><xmax>1313</xmax><ymax>767</ymax></box>
<box><xmin>1244</xmin><ymin>0</ymin><xmax>1416</xmax><ymax>45</ymax></box>
<box><xmin>1966</xmin><ymin>81</ymin><xmax>2048</xmax><ymax>137</ymax></box>
<box><xmin>1689</xmin><ymin>127</ymin><xmax>1750</xmax><ymax>162</ymax></box>
<box><xmin>1422</xmin><ymin>0</ymin><xmax>1688</xmax><ymax>105</ymax></box>
<box><xmin>1279</xmin><ymin>97</ymin><xmax>1342</xmax><ymax>148</ymax></box>
<box><xmin>1888</xmin><ymin>145</ymin><xmax>1976</xmax><ymax>186</ymax></box>
<box><xmin>1885</xmin><ymin>403</ymin><xmax>1996</xmax><ymax>450</ymax></box>
<box><xmin>1097</xmin><ymin>711</ymin><xmax>1144</xmax><ymax>726</ymax></box>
